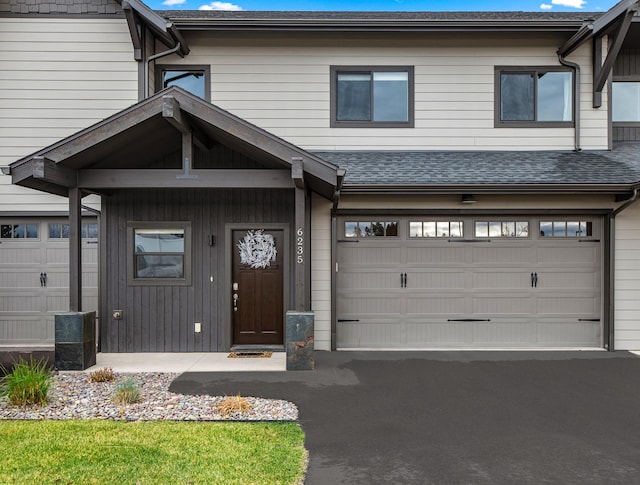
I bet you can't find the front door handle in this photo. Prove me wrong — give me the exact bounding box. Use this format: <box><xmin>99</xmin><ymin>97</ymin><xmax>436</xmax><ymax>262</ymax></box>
<box><xmin>233</xmin><ymin>293</ymin><xmax>238</xmax><ymax>312</ymax></box>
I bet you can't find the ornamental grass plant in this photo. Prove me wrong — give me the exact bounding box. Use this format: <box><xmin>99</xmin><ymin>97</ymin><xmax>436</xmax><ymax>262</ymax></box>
<box><xmin>0</xmin><ymin>357</ymin><xmax>52</xmax><ymax>407</ymax></box>
<box><xmin>111</xmin><ymin>377</ymin><xmax>141</xmax><ymax>405</ymax></box>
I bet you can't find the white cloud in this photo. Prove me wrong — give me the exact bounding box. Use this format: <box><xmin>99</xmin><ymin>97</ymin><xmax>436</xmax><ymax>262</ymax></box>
<box><xmin>551</xmin><ymin>0</ymin><xmax>585</xmax><ymax>8</ymax></box>
<box><xmin>199</xmin><ymin>1</ymin><xmax>243</xmax><ymax>10</ymax></box>
<box><xmin>162</xmin><ymin>0</ymin><xmax>186</xmax><ymax>5</ymax></box>
<box><xmin>540</xmin><ymin>3</ymin><xmax>553</xmax><ymax>9</ymax></box>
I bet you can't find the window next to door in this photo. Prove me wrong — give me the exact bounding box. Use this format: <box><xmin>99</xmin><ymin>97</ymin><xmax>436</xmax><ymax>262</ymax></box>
<box><xmin>495</xmin><ymin>66</ymin><xmax>573</xmax><ymax>127</ymax></box>
<box><xmin>331</xmin><ymin>66</ymin><xmax>414</xmax><ymax>127</ymax></box>
<box><xmin>155</xmin><ymin>65</ymin><xmax>211</xmax><ymax>101</ymax></box>
<box><xmin>126</xmin><ymin>222</ymin><xmax>192</xmax><ymax>286</ymax></box>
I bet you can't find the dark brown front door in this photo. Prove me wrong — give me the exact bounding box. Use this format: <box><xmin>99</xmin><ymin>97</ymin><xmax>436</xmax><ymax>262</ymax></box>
<box><xmin>232</xmin><ymin>229</ymin><xmax>284</xmax><ymax>346</ymax></box>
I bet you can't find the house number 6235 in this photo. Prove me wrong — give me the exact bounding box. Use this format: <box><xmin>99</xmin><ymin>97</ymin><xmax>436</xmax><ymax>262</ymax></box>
<box><xmin>296</xmin><ymin>228</ymin><xmax>304</xmax><ymax>264</ymax></box>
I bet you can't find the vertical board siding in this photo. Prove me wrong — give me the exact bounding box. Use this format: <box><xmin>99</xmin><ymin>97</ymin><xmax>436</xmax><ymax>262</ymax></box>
<box><xmin>0</xmin><ymin>17</ymin><xmax>137</xmax><ymax>211</ymax></box>
<box><xmin>103</xmin><ymin>187</ymin><xmax>294</xmax><ymax>352</ymax></box>
<box><xmin>160</xmin><ymin>32</ymin><xmax>607</xmax><ymax>151</ymax></box>
<box><xmin>615</xmin><ymin>203</ymin><xmax>640</xmax><ymax>350</ymax></box>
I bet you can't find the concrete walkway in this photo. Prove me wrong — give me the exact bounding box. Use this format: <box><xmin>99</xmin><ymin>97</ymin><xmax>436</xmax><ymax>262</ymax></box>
<box><xmin>171</xmin><ymin>351</ymin><xmax>640</xmax><ymax>485</ymax></box>
<box><xmin>87</xmin><ymin>352</ymin><xmax>286</xmax><ymax>373</ymax></box>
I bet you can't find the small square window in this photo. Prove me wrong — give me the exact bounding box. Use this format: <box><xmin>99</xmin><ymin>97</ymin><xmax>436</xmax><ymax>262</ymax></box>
<box><xmin>128</xmin><ymin>222</ymin><xmax>192</xmax><ymax>286</ymax></box>
<box><xmin>156</xmin><ymin>65</ymin><xmax>211</xmax><ymax>101</ymax></box>
<box><xmin>332</xmin><ymin>66</ymin><xmax>414</xmax><ymax>128</ymax></box>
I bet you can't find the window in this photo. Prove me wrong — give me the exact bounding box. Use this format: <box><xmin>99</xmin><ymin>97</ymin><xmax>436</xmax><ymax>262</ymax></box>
<box><xmin>331</xmin><ymin>66</ymin><xmax>414</xmax><ymax>127</ymax></box>
<box><xmin>49</xmin><ymin>223</ymin><xmax>98</xmax><ymax>240</ymax></box>
<box><xmin>475</xmin><ymin>221</ymin><xmax>529</xmax><ymax>238</ymax></box>
<box><xmin>156</xmin><ymin>65</ymin><xmax>210</xmax><ymax>101</ymax></box>
<box><xmin>495</xmin><ymin>67</ymin><xmax>573</xmax><ymax>127</ymax></box>
<box><xmin>344</xmin><ymin>221</ymin><xmax>398</xmax><ymax>238</ymax></box>
<box><xmin>539</xmin><ymin>221</ymin><xmax>592</xmax><ymax>238</ymax></box>
<box><xmin>612</xmin><ymin>82</ymin><xmax>640</xmax><ymax>122</ymax></box>
<box><xmin>127</xmin><ymin>222</ymin><xmax>192</xmax><ymax>285</ymax></box>
<box><xmin>0</xmin><ymin>223</ymin><xmax>38</xmax><ymax>239</ymax></box>
<box><xmin>409</xmin><ymin>221</ymin><xmax>463</xmax><ymax>238</ymax></box>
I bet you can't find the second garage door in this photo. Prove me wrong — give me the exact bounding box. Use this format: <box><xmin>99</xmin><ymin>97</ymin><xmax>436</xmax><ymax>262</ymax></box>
<box><xmin>336</xmin><ymin>216</ymin><xmax>602</xmax><ymax>349</ymax></box>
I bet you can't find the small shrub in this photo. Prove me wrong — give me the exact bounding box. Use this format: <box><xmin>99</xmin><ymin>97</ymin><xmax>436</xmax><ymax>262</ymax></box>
<box><xmin>217</xmin><ymin>394</ymin><xmax>252</xmax><ymax>417</ymax></box>
<box><xmin>90</xmin><ymin>367</ymin><xmax>115</xmax><ymax>383</ymax></box>
<box><xmin>111</xmin><ymin>377</ymin><xmax>141</xmax><ymax>405</ymax></box>
<box><xmin>0</xmin><ymin>357</ymin><xmax>52</xmax><ymax>406</ymax></box>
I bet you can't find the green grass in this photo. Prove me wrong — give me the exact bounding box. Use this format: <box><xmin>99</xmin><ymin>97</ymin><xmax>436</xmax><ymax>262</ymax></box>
<box><xmin>0</xmin><ymin>420</ymin><xmax>307</xmax><ymax>485</ymax></box>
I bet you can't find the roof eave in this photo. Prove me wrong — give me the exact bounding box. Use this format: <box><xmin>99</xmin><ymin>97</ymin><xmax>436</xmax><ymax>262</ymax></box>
<box><xmin>340</xmin><ymin>183</ymin><xmax>636</xmax><ymax>195</ymax></box>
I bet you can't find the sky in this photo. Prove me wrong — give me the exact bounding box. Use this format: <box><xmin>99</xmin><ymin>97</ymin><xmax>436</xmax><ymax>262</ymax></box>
<box><xmin>145</xmin><ymin>0</ymin><xmax>620</xmax><ymax>13</ymax></box>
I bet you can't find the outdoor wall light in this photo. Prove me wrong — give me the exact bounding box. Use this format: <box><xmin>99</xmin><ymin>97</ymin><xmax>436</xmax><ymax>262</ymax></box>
<box><xmin>208</xmin><ymin>234</ymin><xmax>216</xmax><ymax>246</ymax></box>
<box><xmin>461</xmin><ymin>194</ymin><xmax>477</xmax><ymax>204</ymax></box>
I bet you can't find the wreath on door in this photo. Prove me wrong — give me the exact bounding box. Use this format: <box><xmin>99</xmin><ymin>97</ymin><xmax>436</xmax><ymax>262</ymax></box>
<box><xmin>238</xmin><ymin>229</ymin><xmax>277</xmax><ymax>269</ymax></box>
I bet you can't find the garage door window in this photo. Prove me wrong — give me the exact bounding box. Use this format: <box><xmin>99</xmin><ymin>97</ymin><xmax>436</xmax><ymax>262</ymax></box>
<box><xmin>540</xmin><ymin>221</ymin><xmax>592</xmax><ymax>237</ymax></box>
<box><xmin>49</xmin><ymin>223</ymin><xmax>98</xmax><ymax>240</ymax></box>
<box><xmin>0</xmin><ymin>223</ymin><xmax>38</xmax><ymax>239</ymax></box>
<box><xmin>409</xmin><ymin>221</ymin><xmax>463</xmax><ymax>238</ymax></box>
<box><xmin>345</xmin><ymin>221</ymin><xmax>398</xmax><ymax>238</ymax></box>
<box><xmin>475</xmin><ymin>221</ymin><xmax>529</xmax><ymax>238</ymax></box>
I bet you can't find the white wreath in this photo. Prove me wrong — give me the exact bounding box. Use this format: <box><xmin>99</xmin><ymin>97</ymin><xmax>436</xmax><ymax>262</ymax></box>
<box><xmin>238</xmin><ymin>229</ymin><xmax>277</xmax><ymax>269</ymax></box>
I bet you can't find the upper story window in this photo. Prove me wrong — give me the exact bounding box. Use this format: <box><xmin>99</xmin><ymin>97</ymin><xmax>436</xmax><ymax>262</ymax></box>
<box><xmin>156</xmin><ymin>65</ymin><xmax>211</xmax><ymax>101</ymax></box>
<box><xmin>495</xmin><ymin>67</ymin><xmax>573</xmax><ymax>127</ymax></box>
<box><xmin>612</xmin><ymin>82</ymin><xmax>640</xmax><ymax>122</ymax></box>
<box><xmin>331</xmin><ymin>66</ymin><xmax>414</xmax><ymax>128</ymax></box>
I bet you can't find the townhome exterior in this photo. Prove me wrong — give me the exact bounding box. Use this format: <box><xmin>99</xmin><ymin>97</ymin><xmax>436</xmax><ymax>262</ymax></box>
<box><xmin>3</xmin><ymin>0</ymin><xmax>640</xmax><ymax>358</ymax></box>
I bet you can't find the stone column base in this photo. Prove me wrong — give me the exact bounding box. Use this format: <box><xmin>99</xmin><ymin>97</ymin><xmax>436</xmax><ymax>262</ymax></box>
<box><xmin>55</xmin><ymin>312</ymin><xmax>96</xmax><ymax>370</ymax></box>
<box><xmin>286</xmin><ymin>311</ymin><xmax>314</xmax><ymax>370</ymax></box>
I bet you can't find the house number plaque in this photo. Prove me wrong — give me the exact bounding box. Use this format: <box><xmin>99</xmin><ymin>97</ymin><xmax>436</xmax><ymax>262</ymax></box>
<box><xmin>296</xmin><ymin>228</ymin><xmax>304</xmax><ymax>264</ymax></box>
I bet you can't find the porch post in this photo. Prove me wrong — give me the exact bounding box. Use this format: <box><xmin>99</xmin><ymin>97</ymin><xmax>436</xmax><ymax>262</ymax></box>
<box><xmin>292</xmin><ymin>158</ymin><xmax>308</xmax><ymax>311</ymax></box>
<box><xmin>69</xmin><ymin>187</ymin><xmax>82</xmax><ymax>312</ymax></box>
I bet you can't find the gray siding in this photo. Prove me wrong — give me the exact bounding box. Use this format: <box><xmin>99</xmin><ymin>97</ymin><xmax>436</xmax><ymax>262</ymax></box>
<box><xmin>102</xmin><ymin>188</ymin><xmax>294</xmax><ymax>352</ymax></box>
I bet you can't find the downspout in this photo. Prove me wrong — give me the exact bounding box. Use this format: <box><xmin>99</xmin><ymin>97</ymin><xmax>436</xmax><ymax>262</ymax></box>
<box><xmin>144</xmin><ymin>42</ymin><xmax>182</xmax><ymax>99</ymax></box>
<box><xmin>331</xmin><ymin>169</ymin><xmax>346</xmax><ymax>351</ymax></box>
<box><xmin>608</xmin><ymin>187</ymin><xmax>640</xmax><ymax>351</ymax></box>
<box><xmin>558</xmin><ymin>54</ymin><xmax>581</xmax><ymax>151</ymax></box>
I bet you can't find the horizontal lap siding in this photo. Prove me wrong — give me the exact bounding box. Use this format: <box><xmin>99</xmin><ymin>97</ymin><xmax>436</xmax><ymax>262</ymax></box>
<box><xmin>103</xmin><ymin>188</ymin><xmax>294</xmax><ymax>353</ymax></box>
<box><xmin>615</xmin><ymin>203</ymin><xmax>640</xmax><ymax>350</ymax></box>
<box><xmin>0</xmin><ymin>17</ymin><xmax>137</xmax><ymax>212</ymax></box>
<box><xmin>160</xmin><ymin>32</ymin><xmax>607</xmax><ymax>151</ymax></box>
<box><xmin>311</xmin><ymin>194</ymin><xmax>332</xmax><ymax>351</ymax></box>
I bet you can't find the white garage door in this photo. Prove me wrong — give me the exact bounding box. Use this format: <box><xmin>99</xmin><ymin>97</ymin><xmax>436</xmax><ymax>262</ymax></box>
<box><xmin>337</xmin><ymin>217</ymin><xmax>602</xmax><ymax>349</ymax></box>
<box><xmin>0</xmin><ymin>219</ymin><xmax>98</xmax><ymax>345</ymax></box>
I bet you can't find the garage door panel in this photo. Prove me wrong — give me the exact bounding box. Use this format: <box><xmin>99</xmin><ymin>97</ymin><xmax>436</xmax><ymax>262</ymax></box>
<box><xmin>407</xmin><ymin>295</ymin><xmax>465</xmax><ymax>314</ymax></box>
<box><xmin>472</xmin><ymin>271</ymin><xmax>531</xmax><ymax>290</ymax></box>
<box><xmin>337</xmin><ymin>295</ymin><xmax>402</xmax><ymax>315</ymax></box>
<box><xmin>536</xmin><ymin>270</ymin><xmax>599</xmax><ymax>289</ymax></box>
<box><xmin>472</xmin><ymin>321</ymin><xmax>536</xmax><ymax>345</ymax></box>
<box><xmin>406</xmin><ymin>246</ymin><xmax>466</xmax><ymax>265</ymax></box>
<box><xmin>473</xmin><ymin>296</ymin><xmax>534</xmax><ymax>314</ymax></box>
<box><xmin>0</xmin><ymin>318</ymin><xmax>53</xmax><ymax>342</ymax></box>
<box><xmin>338</xmin><ymin>245</ymin><xmax>401</xmax><ymax>265</ymax></box>
<box><xmin>472</xmin><ymin>246</ymin><xmax>534</xmax><ymax>265</ymax></box>
<box><xmin>0</xmin><ymin>293</ymin><xmax>42</xmax><ymax>312</ymax></box>
<box><xmin>406</xmin><ymin>322</ymin><xmax>471</xmax><ymax>346</ymax></box>
<box><xmin>536</xmin><ymin>322</ymin><xmax>601</xmax><ymax>346</ymax></box>
<box><xmin>338</xmin><ymin>270</ymin><xmax>402</xmax><ymax>290</ymax></box>
<box><xmin>0</xmin><ymin>247</ymin><xmax>41</xmax><ymax>265</ymax></box>
<box><xmin>536</xmin><ymin>296</ymin><xmax>599</xmax><ymax>315</ymax></box>
<box><xmin>0</xmin><ymin>270</ymin><xmax>42</xmax><ymax>288</ymax></box>
<box><xmin>338</xmin><ymin>321</ymin><xmax>403</xmax><ymax>348</ymax></box>
<box><xmin>537</xmin><ymin>246</ymin><xmax>599</xmax><ymax>265</ymax></box>
<box><xmin>408</xmin><ymin>270</ymin><xmax>465</xmax><ymax>290</ymax></box>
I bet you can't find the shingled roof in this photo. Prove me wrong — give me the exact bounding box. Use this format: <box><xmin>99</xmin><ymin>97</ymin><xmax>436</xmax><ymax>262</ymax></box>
<box><xmin>313</xmin><ymin>143</ymin><xmax>640</xmax><ymax>193</ymax></box>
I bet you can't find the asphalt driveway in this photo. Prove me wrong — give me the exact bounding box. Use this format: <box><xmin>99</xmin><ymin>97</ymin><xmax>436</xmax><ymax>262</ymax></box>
<box><xmin>170</xmin><ymin>351</ymin><xmax>640</xmax><ymax>484</ymax></box>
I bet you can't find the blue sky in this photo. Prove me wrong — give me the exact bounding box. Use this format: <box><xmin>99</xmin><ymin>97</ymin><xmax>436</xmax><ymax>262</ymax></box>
<box><xmin>148</xmin><ymin>0</ymin><xmax>619</xmax><ymax>12</ymax></box>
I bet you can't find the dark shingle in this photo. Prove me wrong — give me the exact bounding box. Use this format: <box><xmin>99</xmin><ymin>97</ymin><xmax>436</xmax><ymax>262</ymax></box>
<box><xmin>313</xmin><ymin>143</ymin><xmax>640</xmax><ymax>187</ymax></box>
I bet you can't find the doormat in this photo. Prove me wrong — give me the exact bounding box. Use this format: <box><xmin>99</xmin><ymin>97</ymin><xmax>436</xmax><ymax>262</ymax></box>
<box><xmin>228</xmin><ymin>351</ymin><xmax>273</xmax><ymax>359</ymax></box>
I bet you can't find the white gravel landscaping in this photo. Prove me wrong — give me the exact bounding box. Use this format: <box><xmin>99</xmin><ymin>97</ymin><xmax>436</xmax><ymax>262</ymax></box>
<box><xmin>0</xmin><ymin>372</ymin><xmax>298</xmax><ymax>421</ymax></box>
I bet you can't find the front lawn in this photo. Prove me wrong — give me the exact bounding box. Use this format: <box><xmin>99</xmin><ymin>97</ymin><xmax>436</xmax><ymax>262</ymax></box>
<box><xmin>0</xmin><ymin>420</ymin><xmax>306</xmax><ymax>484</ymax></box>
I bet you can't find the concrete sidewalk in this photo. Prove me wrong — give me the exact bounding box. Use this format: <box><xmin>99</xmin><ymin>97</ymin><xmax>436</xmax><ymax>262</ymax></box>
<box><xmin>86</xmin><ymin>352</ymin><xmax>286</xmax><ymax>373</ymax></box>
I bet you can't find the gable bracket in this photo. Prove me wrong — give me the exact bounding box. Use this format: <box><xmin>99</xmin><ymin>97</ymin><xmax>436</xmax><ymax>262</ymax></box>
<box><xmin>163</xmin><ymin>95</ymin><xmax>210</xmax><ymax>153</ymax></box>
<box><xmin>593</xmin><ymin>9</ymin><xmax>636</xmax><ymax>107</ymax></box>
<box><xmin>31</xmin><ymin>157</ymin><xmax>78</xmax><ymax>188</ymax></box>
<box><xmin>122</xmin><ymin>1</ymin><xmax>143</xmax><ymax>61</ymax></box>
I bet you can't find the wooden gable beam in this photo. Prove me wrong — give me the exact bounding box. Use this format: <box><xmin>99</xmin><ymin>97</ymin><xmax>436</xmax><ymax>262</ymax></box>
<box><xmin>162</xmin><ymin>95</ymin><xmax>210</xmax><ymax>153</ymax></box>
<box><xmin>11</xmin><ymin>156</ymin><xmax>77</xmax><ymax>188</ymax></box>
<box><xmin>593</xmin><ymin>10</ymin><xmax>636</xmax><ymax>107</ymax></box>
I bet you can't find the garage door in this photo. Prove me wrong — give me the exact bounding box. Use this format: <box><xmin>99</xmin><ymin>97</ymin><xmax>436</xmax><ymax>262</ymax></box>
<box><xmin>0</xmin><ymin>219</ymin><xmax>98</xmax><ymax>345</ymax></box>
<box><xmin>337</xmin><ymin>217</ymin><xmax>602</xmax><ymax>349</ymax></box>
